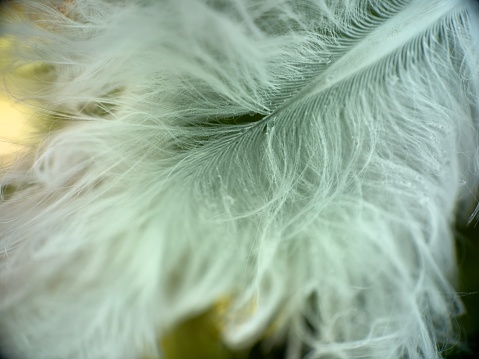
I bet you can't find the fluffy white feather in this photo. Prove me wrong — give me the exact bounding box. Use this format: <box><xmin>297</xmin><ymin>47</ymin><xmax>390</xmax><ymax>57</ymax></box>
<box><xmin>1</xmin><ymin>0</ymin><xmax>479</xmax><ymax>358</ymax></box>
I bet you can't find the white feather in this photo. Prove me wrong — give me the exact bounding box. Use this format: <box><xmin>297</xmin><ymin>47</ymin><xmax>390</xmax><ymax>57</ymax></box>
<box><xmin>1</xmin><ymin>0</ymin><xmax>479</xmax><ymax>358</ymax></box>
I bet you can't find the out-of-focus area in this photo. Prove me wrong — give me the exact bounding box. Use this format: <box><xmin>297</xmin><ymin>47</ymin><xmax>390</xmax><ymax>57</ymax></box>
<box><xmin>455</xmin><ymin>224</ymin><xmax>479</xmax><ymax>359</ymax></box>
<box><xmin>0</xmin><ymin>96</ymin><xmax>32</xmax><ymax>167</ymax></box>
<box><xmin>0</xmin><ymin>0</ymin><xmax>33</xmax><ymax>167</ymax></box>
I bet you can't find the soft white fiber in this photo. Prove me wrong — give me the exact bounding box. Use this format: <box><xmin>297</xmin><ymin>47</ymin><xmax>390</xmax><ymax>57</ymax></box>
<box><xmin>1</xmin><ymin>0</ymin><xmax>479</xmax><ymax>358</ymax></box>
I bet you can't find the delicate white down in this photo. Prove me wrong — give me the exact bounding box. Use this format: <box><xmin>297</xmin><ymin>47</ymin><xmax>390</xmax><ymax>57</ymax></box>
<box><xmin>0</xmin><ymin>0</ymin><xmax>479</xmax><ymax>358</ymax></box>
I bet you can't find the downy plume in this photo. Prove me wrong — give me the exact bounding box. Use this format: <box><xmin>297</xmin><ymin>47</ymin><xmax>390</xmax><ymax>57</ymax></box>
<box><xmin>1</xmin><ymin>0</ymin><xmax>479</xmax><ymax>358</ymax></box>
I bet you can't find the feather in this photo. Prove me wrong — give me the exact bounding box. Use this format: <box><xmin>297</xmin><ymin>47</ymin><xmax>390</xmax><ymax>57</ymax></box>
<box><xmin>1</xmin><ymin>0</ymin><xmax>479</xmax><ymax>358</ymax></box>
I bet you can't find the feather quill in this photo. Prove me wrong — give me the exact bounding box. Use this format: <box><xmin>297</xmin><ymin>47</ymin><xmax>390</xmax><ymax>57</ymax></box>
<box><xmin>1</xmin><ymin>0</ymin><xmax>479</xmax><ymax>358</ymax></box>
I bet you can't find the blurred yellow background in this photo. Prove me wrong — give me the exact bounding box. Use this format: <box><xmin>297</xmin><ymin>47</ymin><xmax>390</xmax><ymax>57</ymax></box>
<box><xmin>0</xmin><ymin>96</ymin><xmax>31</xmax><ymax>166</ymax></box>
